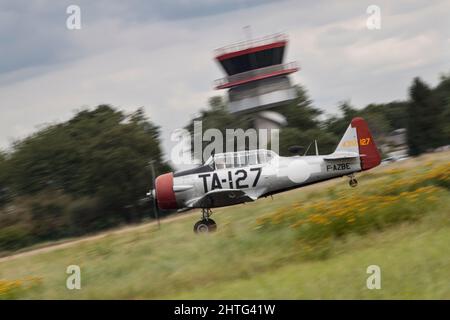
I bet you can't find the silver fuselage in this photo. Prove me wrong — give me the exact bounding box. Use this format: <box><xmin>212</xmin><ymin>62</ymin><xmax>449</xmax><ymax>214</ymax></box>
<box><xmin>173</xmin><ymin>154</ymin><xmax>361</xmax><ymax>208</ymax></box>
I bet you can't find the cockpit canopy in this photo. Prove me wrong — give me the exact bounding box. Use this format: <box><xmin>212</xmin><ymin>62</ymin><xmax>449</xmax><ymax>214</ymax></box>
<box><xmin>205</xmin><ymin>149</ymin><xmax>277</xmax><ymax>170</ymax></box>
<box><xmin>173</xmin><ymin>149</ymin><xmax>278</xmax><ymax>178</ymax></box>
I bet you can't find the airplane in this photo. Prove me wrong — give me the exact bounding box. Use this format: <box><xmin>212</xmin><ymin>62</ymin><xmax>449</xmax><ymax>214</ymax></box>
<box><xmin>149</xmin><ymin>117</ymin><xmax>381</xmax><ymax>233</ymax></box>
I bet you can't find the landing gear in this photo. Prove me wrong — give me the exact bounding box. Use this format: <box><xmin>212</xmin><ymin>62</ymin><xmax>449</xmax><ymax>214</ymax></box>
<box><xmin>194</xmin><ymin>219</ymin><xmax>217</xmax><ymax>233</ymax></box>
<box><xmin>349</xmin><ymin>178</ymin><xmax>358</xmax><ymax>187</ymax></box>
<box><xmin>194</xmin><ymin>208</ymin><xmax>217</xmax><ymax>234</ymax></box>
<box><xmin>348</xmin><ymin>174</ymin><xmax>358</xmax><ymax>187</ymax></box>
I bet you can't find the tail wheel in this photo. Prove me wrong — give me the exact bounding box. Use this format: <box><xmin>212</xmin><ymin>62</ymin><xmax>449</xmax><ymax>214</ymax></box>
<box><xmin>349</xmin><ymin>178</ymin><xmax>358</xmax><ymax>188</ymax></box>
<box><xmin>194</xmin><ymin>219</ymin><xmax>217</xmax><ymax>234</ymax></box>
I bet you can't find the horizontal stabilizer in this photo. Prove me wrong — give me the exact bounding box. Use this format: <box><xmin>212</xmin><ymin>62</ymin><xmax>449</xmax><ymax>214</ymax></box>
<box><xmin>323</xmin><ymin>152</ymin><xmax>359</xmax><ymax>160</ymax></box>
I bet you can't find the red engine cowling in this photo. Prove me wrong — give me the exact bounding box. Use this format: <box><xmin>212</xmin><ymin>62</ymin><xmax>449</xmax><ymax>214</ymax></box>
<box><xmin>155</xmin><ymin>172</ymin><xmax>178</xmax><ymax>210</ymax></box>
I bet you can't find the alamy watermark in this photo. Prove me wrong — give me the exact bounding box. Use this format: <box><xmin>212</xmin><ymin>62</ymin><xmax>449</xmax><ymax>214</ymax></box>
<box><xmin>66</xmin><ymin>5</ymin><xmax>81</xmax><ymax>30</ymax></box>
<box><xmin>366</xmin><ymin>265</ymin><xmax>381</xmax><ymax>289</ymax></box>
<box><xmin>170</xmin><ymin>121</ymin><xmax>280</xmax><ymax>166</ymax></box>
<box><xmin>66</xmin><ymin>265</ymin><xmax>81</xmax><ymax>290</ymax></box>
<box><xmin>366</xmin><ymin>5</ymin><xmax>381</xmax><ymax>30</ymax></box>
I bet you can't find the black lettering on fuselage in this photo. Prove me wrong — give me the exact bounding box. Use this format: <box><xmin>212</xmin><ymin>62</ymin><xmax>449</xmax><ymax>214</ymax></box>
<box><xmin>235</xmin><ymin>169</ymin><xmax>249</xmax><ymax>189</ymax></box>
<box><xmin>198</xmin><ymin>173</ymin><xmax>211</xmax><ymax>193</ymax></box>
<box><xmin>228</xmin><ymin>171</ymin><xmax>233</xmax><ymax>189</ymax></box>
<box><xmin>198</xmin><ymin>167</ymin><xmax>262</xmax><ymax>193</ymax></box>
<box><xmin>211</xmin><ymin>173</ymin><xmax>222</xmax><ymax>190</ymax></box>
<box><xmin>326</xmin><ymin>163</ymin><xmax>351</xmax><ymax>172</ymax></box>
<box><xmin>249</xmin><ymin>167</ymin><xmax>262</xmax><ymax>187</ymax></box>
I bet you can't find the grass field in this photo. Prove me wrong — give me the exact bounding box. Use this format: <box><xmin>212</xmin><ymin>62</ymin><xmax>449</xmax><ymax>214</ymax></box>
<box><xmin>0</xmin><ymin>152</ymin><xmax>449</xmax><ymax>299</ymax></box>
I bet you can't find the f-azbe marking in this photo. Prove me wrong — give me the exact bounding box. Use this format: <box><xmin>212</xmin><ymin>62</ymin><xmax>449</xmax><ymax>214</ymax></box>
<box><xmin>174</xmin><ymin>304</ymin><xmax>208</xmax><ymax>318</ymax></box>
<box><xmin>326</xmin><ymin>163</ymin><xmax>351</xmax><ymax>171</ymax></box>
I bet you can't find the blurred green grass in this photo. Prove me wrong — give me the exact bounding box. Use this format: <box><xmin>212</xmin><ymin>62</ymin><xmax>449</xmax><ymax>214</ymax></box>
<box><xmin>0</xmin><ymin>151</ymin><xmax>449</xmax><ymax>299</ymax></box>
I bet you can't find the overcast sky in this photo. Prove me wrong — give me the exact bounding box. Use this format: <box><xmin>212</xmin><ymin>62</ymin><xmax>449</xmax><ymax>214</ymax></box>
<box><xmin>1</xmin><ymin>0</ymin><xmax>449</xmax><ymax>161</ymax></box>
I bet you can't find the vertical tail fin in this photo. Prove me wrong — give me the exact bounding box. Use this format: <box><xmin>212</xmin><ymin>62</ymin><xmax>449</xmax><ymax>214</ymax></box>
<box><xmin>351</xmin><ymin>117</ymin><xmax>381</xmax><ymax>170</ymax></box>
<box><xmin>335</xmin><ymin>121</ymin><xmax>359</xmax><ymax>155</ymax></box>
<box><xmin>334</xmin><ymin>117</ymin><xmax>381</xmax><ymax>171</ymax></box>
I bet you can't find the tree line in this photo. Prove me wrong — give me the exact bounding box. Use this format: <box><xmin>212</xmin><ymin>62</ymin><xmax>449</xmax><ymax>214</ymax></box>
<box><xmin>186</xmin><ymin>75</ymin><xmax>450</xmax><ymax>158</ymax></box>
<box><xmin>0</xmin><ymin>106</ymin><xmax>170</xmax><ymax>252</ymax></box>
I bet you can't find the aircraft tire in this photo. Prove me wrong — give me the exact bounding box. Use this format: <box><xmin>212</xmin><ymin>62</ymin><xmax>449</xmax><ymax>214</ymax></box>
<box><xmin>205</xmin><ymin>219</ymin><xmax>217</xmax><ymax>232</ymax></box>
<box><xmin>194</xmin><ymin>219</ymin><xmax>217</xmax><ymax>234</ymax></box>
<box><xmin>349</xmin><ymin>178</ymin><xmax>358</xmax><ymax>187</ymax></box>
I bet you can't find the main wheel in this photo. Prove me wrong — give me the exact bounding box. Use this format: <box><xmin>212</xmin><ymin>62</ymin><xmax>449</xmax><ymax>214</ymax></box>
<box><xmin>349</xmin><ymin>178</ymin><xmax>358</xmax><ymax>188</ymax></box>
<box><xmin>205</xmin><ymin>218</ymin><xmax>217</xmax><ymax>231</ymax></box>
<box><xmin>194</xmin><ymin>219</ymin><xmax>217</xmax><ymax>234</ymax></box>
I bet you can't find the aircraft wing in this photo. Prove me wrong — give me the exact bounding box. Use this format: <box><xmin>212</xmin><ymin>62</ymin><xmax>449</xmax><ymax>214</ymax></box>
<box><xmin>187</xmin><ymin>189</ymin><xmax>256</xmax><ymax>208</ymax></box>
<box><xmin>323</xmin><ymin>152</ymin><xmax>359</xmax><ymax>160</ymax></box>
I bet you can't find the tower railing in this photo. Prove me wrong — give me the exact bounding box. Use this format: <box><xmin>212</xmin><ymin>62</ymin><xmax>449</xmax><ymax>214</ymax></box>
<box><xmin>214</xmin><ymin>33</ymin><xmax>287</xmax><ymax>57</ymax></box>
<box><xmin>214</xmin><ymin>61</ymin><xmax>298</xmax><ymax>88</ymax></box>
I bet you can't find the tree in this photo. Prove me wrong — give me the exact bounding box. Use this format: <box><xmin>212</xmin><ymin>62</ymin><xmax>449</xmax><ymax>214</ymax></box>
<box><xmin>377</xmin><ymin>102</ymin><xmax>408</xmax><ymax>130</ymax></box>
<box><xmin>431</xmin><ymin>74</ymin><xmax>450</xmax><ymax>146</ymax></box>
<box><xmin>278</xmin><ymin>127</ymin><xmax>337</xmax><ymax>156</ymax></box>
<box><xmin>407</xmin><ymin>78</ymin><xmax>443</xmax><ymax>155</ymax></box>
<box><xmin>323</xmin><ymin>101</ymin><xmax>358</xmax><ymax>137</ymax></box>
<box><xmin>0</xmin><ymin>152</ymin><xmax>9</xmax><ymax>206</ymax></box>
<box><xmin>185</xmin><ymin>96</ymin><xmax>253</xmax><ymax>161</ymax></box>
<box><xmin>273</xmin><ymin>85</ymin><xmax>322</xmax><ymax>130</ymax></box>
<box><xmin>185</xmin><ymin>85</ymin><xmax>325</xmax><ymax>160</ymax></box>
<box><xmin>6</xmin><ymin>105</ymin><xmax>169</xmax><ymax>223</ymax></box>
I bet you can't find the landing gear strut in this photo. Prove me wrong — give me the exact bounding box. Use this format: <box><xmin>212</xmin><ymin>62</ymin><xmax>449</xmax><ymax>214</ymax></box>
<box><xmin>194</xmin><ymin>208</ymin><xmax>217</xmax><ymax>234</ymax></box>
<box><xmin>348</xmin><ymin>174</ymin><xmax>358</xmax><ymax>188</ymax></box>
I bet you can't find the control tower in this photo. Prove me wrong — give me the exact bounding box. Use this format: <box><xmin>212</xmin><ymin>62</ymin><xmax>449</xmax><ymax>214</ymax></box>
<box><xmin>214</xmin><ymin>33</ymin><xmax>299</xmax><ymax>115</ymax></box>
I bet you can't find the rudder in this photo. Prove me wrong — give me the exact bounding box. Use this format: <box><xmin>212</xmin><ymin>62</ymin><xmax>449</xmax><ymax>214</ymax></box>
<box><xmin>351</xmin><ymin>117</ymin><xmax>381</xmax><ymax>170</ymax></box>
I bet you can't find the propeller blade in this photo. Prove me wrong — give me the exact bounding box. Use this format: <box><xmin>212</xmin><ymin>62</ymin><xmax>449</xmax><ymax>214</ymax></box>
<box><xmin>149</xmin><ymin>162</ymin><xmax>161</xmax><ymax>229</ymax></box>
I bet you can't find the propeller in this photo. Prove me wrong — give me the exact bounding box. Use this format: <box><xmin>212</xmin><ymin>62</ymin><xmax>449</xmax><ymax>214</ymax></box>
<box><xmin>147</xmin><ymin>161</ymin><xmax>161</xmax><ymax>229</ymax></box>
